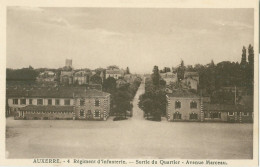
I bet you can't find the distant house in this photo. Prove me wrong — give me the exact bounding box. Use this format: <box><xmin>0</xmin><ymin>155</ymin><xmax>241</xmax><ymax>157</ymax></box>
<box><xmin>160</xmin><ymin>72</ymin><xmax>178</xmax><ymax>85</ymax></box>
<box><xmin>184</xmin><ymin>71</ymin><xmax>199</xmax><ymax>84</ymax></box>
<box><xmin>6</xmin><ymin>87</ymin><xmax>110</xmax><ymax>121</ymax></box>
<box><xmin>105</xmin><ymin>69</ymin><xmax>123</xmax><ymax>80</ymax></box>
<box><xmin>182</xmin><ymin>77</ymin><xmax>198</xmax><ymax>91</ymax></box>
<box><xmin>73</xmin><ymin>70</ymin><xmax>91</xmax><ymax>85</ymax></box>
<box><xmin>166</xmin><ymin>89</ymin><xmax>202</xmax><ymax>122</ymax></box>
<box><xmin>37</xmin><ymin>71</ymin><xmax>56</xmax><ymax>82</ymax></box>
<box><xmin>60</xmin><ymin>71</ymin><xmax>74</xmax><ymax>85</ymax></box>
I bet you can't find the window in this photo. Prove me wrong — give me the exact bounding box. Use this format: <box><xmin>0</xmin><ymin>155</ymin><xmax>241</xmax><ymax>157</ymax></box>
<box><xmin>228</xmin><ymin>112</ymin><xmax>234</xmax><ymax>116</ymax></box>
<box><xmin>204</xmin><ymin>112</ymin><xmax>208</xmax><ymax>118</ymax></box>
<box><xmin>29</xmin><ymin>99</ymin><xmax>33</xmax><ymax>105</ymax></box>
<box><xmin>64</xmin><ymin>99</ymin><xmax>70</xmax><ymax>106</ymax></box>
<box><xmin>173</xmin><ymin>112</ymin><xmax>181</xmax><ymax>119</ymax></box>
<box><xmin>94</xmin><ymin>110</ymin><xmax>100</xmax><ymax>118</ymax></box>
<box><xmin>80</xmin><ymin>99</ymin><xmax>85</xmax><ymax>106</ymax></box>
<box><xmin>87</xmin><ymin>110</ymin><xmax>92</xmax><ymax>115</ymax></box>
<box><xmin>190</xmin><ymin>101</ymin><xmax>197</xmax><ymax>109</ymax></box>
<box><xmin>212</xmin><ymin>112</ymin><xmax>221</xmax><ymax>118</ymax></box>
<box><xmin>243</xmin><ymin>112</ymin><xmax>249</xmax><ymax>116</ymax></box>
<box><xmin>175</xmin><ymin>101</ymin><xmax>181</xmax><ymax>109</ymax></box>
<box><xmin>55</xmin><ymin>99</ymin><xmax>60</xmax><ymax>105</ymax></box>
<box><xmin>190</xmin><ymin>113</ymin><xmax>198</xmax><ymax>119</ymax></box>
<box><xmin>95</xmin><ymin>99</ymin><xmax>100</xmax><ymax>106</ymax></box>
<box><xmin>80</xmin><ymin>109</ymin><xmax>84</xmax><ymax>117</ymax></box>
<box><xmin>37</xmin><ymin>99</ymin><xmax>43</xmax><ymax>105</ymax></box>
<box><xmin>20</xmin><ymin>99</ymin><xmax>26</xmax><ymax>105</ymax></box>
<box><xmin>13</xmin><ymin>99</ymin><xmax>18</xmax><ymax>105</ymax></box>
<box><xmin>48</xmin><ymin>99</ymin><xmax>52</xmax><ymax>105</ymax></box>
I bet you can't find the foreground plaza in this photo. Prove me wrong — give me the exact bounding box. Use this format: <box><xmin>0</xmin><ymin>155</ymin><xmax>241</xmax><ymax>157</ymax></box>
<box><xmin>6</xmin><ymin>83</ymin><xmax>253</xmax><ymax>159</ymax></box>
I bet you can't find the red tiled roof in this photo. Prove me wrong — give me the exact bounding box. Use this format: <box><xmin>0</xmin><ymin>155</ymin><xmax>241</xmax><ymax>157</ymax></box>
<box><xmin>20</xmin><ymin>105</ymin><xmax>73</xmax><ymax>112</ymax></box>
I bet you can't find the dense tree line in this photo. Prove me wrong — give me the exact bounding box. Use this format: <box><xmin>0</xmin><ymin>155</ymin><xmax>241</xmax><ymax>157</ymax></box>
<box><xmin>6</xmin><ymin>66</ymin><xmax>39</xmax><ymax>81</ymax></box>
<box><xmin>191</xmin><ymin>44</ymin><xmax>254</xmax><ymax>96</ymax></box>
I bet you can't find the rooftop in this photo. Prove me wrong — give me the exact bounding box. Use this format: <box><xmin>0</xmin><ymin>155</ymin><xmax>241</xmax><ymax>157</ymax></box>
<box><xmin>203</xmin><ymin>103</ymin><xmax>252</xmax><ymax>112</ymax></box>
<box><xmin>6</xmin><ymin>87</ymin><xmax>110</xmax><ymax>98</ymax></box>
<box><xmin>106</xmin><ymin>69</ymin><xmax>122</xmax><ymax>74</ymax></box>
<box><xmin>167</xmin><ymin>89</ymin><xmax>199</xmax><ymax>98</ymax></box>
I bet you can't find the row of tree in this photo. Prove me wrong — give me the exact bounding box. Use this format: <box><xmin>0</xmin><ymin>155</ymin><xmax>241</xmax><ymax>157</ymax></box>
<box><xmin>139</xmin><ymin>66</ymin><xmax>167</xmax><ymax>121</ymax></box>
<box><xmin>103</xmin><ymin>77</ymin><xmax>141</xmax><ymax>118</ymax></box>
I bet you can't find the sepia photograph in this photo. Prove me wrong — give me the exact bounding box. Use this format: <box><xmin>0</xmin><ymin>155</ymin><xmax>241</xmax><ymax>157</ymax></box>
<box><xmin>1</xmin><ymin>0</ymin><xmax>258</xmax><ymax>166</ymax></box>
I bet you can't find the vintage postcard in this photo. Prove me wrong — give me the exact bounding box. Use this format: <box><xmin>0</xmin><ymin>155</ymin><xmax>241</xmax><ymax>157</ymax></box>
<box><xmin>0</xmin><ymin>0</ymin><xmax>258</xmax><ymax>166</ymax></box>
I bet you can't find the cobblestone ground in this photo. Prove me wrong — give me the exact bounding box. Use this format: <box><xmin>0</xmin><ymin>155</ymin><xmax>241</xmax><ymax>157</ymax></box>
<box><xmin>6</xmin><ymin>82</ymin><xmax>253</xmax><ymax>159</ymax></box>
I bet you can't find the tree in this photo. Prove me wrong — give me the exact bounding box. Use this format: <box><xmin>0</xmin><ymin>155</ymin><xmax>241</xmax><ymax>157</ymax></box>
<box><xmin>151</xmin><ymin>65</ymin><xmax>160</xmax><ymax>87</ymax></box>
<box><xmin>114</xmin><ymin>90</ymin><xmax>132</xmax><ymax>118</ymax></box>
<box><xmin>177</xmin><ymin>60</ymin><xmax>185</xmax><ymax>81</ymax></box>
<box><xmin>107</xmin><ymin>65</ymin><xmax>119</xmax><ymax>70</ymax></box>
<box><xmin>126</xmin><ymin>67</ymin><xmax>130</xmax><ymax>74</ymax></box>
<box><xmin>103</xmin><ymin>77</ymin><xmax>117</xmax><ymax>93</ymax></box>
<box><xmin>89</xmin><ymin>74</ymin><xmax>102</xmax><ymax>85</ymax></box>
<box><xmin>240</xmin><ymin>46</ymin><xmax>247</xmax><ymax>67</ymax></box>
<box><xmin>6</xmin><ymin>67</ymin><xmax>38</xmax><ymax>81</ymax></box>
<box><xmin>140</xmin><ymin>98</ymin><xmax>154</xmax><ymax>119</ymax></box>
<box><xmin>247</xmin><ymin>44</ymin><xmax>254</xmax><ymax>94</ymax></box>
<box><xmin>248</xmin><ymin>44</ymin><xmax>254</xmax><ymax>67</ymax></box>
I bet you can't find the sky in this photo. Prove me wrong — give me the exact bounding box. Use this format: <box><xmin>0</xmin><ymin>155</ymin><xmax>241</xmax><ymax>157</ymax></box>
<box><xmin>7</xmin><ymin>7</ymin><xmax>254</xmax><ymax>73</ymax></box>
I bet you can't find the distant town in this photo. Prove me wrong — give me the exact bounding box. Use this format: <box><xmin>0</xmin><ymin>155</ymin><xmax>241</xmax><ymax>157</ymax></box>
<box><xmin>6</xmin><ymin>45</ymin><xmax>254</xmax><ymax>123</ymax></box>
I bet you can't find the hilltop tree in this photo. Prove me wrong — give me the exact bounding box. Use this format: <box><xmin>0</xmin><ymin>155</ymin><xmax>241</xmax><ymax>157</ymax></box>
<box><xmin>126</xmin><ymin>67</ymin><xmax>130</xmax><ymax>74</ymax></box>
<box><xmin>247</xmin><ymin>44</ymin><xmax>254</xmax><ymax>94</ymax></box>
<box><xmin>248</xmin><ymin>44</ymin><xmax>254</xmax><ymax>67</ymax></box>
<box><xmin>240</xmin><ymin>46</ymin><xmax>247</xmax><ymax>67</ymax></box>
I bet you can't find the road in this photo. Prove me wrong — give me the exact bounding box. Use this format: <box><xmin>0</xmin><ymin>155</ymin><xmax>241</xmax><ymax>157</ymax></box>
<box><xmin>131</xmin><ymin>79</ymin><xmax>145</xmax><ymax>121</ymax></box>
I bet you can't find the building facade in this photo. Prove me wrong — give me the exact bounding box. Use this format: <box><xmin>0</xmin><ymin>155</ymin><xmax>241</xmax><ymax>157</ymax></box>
<box><xmin>184</xmin><ymin>71</ymin><xmax>199</xmax><ymax>85</ymax></box>
<box><xmin>105</xmin><ymin>69</ymin><xmax>123</xmax><ymax>79</ymax></box>
<box><xmin>203</xmin><ymin>103</ymin><xmax>253</xmax><ymax>123</ymax></box>
<box><xmin>6</xmin><ymin>87</ymin><xmax>110</xmax><ymax>121</ymax></box>
<box><xmin>166</xmin><ymin>90</ymin><xmax>202</xmax><ymax>122</ymax></box>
